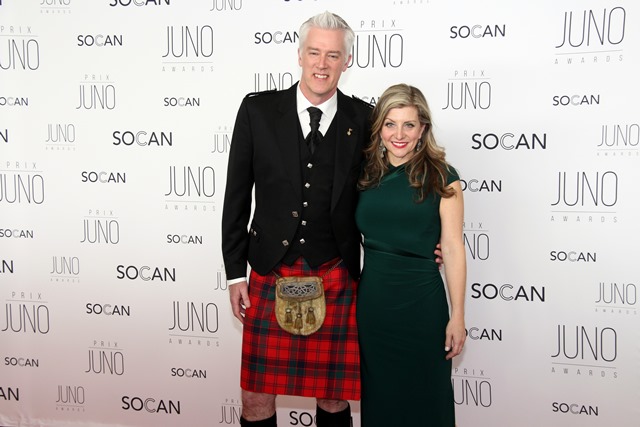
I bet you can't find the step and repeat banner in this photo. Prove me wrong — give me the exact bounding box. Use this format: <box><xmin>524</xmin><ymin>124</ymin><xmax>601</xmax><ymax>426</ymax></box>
<box><xmin>1</xmin><ymin>0</ymin><xmax>638</xmax><ymax>426</ymax></box>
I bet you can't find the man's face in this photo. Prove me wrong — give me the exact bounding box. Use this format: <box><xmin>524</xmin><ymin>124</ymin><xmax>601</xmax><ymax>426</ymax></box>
<box><xmin>298</xmin><ymin>27</ymin><xmax>351</xmax><ymax>105</ymax></box>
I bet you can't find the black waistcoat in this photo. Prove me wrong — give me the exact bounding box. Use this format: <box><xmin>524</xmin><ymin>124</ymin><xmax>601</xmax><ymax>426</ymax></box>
<box><xmin>282</xmin><ymin>118</ymin><xmax>340</xmax><ymax>267</ymax></box>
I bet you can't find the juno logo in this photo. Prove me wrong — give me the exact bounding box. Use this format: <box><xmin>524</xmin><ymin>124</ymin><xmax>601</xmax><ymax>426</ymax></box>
<box><xmin>556</xmin><ymin>7</ymin><xmax>625</xmax><ymax>49</ymax></box>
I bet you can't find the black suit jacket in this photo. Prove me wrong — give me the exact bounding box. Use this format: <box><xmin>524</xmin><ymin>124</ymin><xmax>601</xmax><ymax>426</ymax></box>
<box><xmin>221</xmin><ymin>83</ymin><xmax>372</xmax><ymax>281</ymax></box>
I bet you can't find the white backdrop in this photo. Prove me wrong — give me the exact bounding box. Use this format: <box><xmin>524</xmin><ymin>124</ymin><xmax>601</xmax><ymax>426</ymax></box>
<box><xmin>1</xmin><ymin>0</ymin><xmax>639</xmax><ymax>426</ymax></box>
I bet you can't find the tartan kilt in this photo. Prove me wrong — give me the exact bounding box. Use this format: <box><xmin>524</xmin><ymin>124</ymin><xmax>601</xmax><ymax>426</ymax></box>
<box><xmin>240</xmin><ymin>257</ymin><xmax>361</xmax><ymax>400</ymax></box>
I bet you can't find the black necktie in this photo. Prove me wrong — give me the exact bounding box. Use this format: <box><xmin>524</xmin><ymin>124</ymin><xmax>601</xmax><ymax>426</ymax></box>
<box><xmin>306</xmin><ymin>107</ymin><xmax>322</xmax><ymax>155</ymax></box>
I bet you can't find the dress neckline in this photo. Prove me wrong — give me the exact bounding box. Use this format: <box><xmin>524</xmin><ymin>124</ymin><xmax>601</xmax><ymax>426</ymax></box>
<box><xmin>383</xmin><ymin>163</ymin><xmax>407</xmax><ymax>182</ymax></box>
<box><xmin>387</xmin><ymin>162</ymin><xmax>406</xmax><ymax>171</ymax></box>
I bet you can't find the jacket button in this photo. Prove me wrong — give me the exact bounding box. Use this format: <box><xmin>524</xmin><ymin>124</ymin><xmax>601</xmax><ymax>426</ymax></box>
<box><xmin>282</xmin><ymin>240</ymin><xmax>289</xmax><ymax>246</ymax></box>
<box><xmin>291</xmin><ymin>211</ymin><xmax>299</xmax><ymax>217</ymax></box>
<box><xmin>299</xmin><ymin>238</ymin><xmax>306</xmax><ymax>244</ymax></box>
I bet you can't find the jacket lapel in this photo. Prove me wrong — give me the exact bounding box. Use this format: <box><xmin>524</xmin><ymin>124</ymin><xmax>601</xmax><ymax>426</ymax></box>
<box><xmin>275</xmin><ymin>84</ymin><xmax>303</xmax><ymax>202</ymax></box>
<box><xmin>331</xmin><ymin>90</ymin><xmax>361</xmax><ymax>212</ymax></box>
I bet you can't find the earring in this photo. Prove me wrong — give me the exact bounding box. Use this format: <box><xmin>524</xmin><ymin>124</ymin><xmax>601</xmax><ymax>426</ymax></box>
<box><xmin>379</xmin><ymin>141</ymin><xmax>386</xmax><ymax>158</ymax></box>
<box><xmin>416</xmin><ymin>140</ymin><xmax>423</xmax><ymax>151</ymax></box>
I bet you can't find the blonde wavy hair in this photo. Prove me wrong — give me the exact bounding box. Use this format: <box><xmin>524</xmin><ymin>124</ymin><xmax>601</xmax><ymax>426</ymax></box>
<box><xmin>358</xmin><ymin>83</ymin><xmax>455</xmax><ymax>202</ymax></box>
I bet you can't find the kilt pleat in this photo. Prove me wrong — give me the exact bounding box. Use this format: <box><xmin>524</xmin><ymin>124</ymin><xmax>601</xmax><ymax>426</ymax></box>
<box><xmin>240</xmin><ymin>257</ymin><xmax>361</xmax><ymax>400</ymax></box>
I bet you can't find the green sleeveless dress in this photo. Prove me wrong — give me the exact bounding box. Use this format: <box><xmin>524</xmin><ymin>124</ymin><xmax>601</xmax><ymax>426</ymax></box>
<box><xmin>355</xmin><ymin>164</ymin><xmax>458</xmax><ymax>426</ymax></box>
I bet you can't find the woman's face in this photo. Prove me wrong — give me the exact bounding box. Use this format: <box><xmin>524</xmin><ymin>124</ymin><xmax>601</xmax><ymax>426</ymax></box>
<box><xmin>380</xmin><ymin>106</ymin><xmax>426</xmax><ymax>166</ymax></box>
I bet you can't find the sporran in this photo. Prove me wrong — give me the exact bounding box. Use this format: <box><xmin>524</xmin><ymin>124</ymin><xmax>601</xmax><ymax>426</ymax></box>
<box><xmin>273</xmin><ymin>260</ymin><xmax>341</xmax><ymax>336</ymax></box>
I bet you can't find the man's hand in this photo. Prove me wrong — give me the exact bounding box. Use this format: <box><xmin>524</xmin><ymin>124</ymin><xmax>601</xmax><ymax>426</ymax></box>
<box><xmin>229</xmin><ymin>281</ymin><xmax>251</xmax><ymax>323</ymax></box>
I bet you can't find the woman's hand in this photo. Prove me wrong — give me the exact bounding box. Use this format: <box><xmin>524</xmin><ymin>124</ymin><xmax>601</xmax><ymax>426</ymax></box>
<box><xmin>444</xmin><ymin>315</ymin><xmax>465</xmax><ymax>360</ymax></box>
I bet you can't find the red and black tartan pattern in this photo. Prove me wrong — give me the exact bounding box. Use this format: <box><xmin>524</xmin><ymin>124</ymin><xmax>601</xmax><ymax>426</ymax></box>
<box><xmin>241</xmin><ymin>258</ymin><xmax>361</xmax><ymax>400</ymax></box>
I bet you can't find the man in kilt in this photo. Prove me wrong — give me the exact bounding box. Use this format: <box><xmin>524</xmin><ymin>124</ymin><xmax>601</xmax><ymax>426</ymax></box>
<box><xmin>221</xmin><ymin>11</ymin><xmax>372</xmax><ymax>427</ymax></box>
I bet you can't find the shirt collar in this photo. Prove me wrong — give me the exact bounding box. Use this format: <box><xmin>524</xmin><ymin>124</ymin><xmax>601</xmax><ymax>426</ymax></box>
<box><xmin>297</xmin><ymin>85</ymin><xmax>338</xmax><ymax>135</ymax></box>
<box><xmin>296</xmin><ymin>85</ymin><xmax>338</xmax><ymax>119</ymax></box>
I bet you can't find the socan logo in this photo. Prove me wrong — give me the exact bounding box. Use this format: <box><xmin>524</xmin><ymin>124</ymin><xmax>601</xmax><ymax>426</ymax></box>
<box><xmin>81</xmin><ymin>171</ymin><xmax>126</xmax><ymax>183</ymax></box>
<box><xmin>450</xmin><ymin>24</ymin><xmax>506</xmax><ymax>39</ymax></box>
<box><xmin>351</xmin><ymin>94</ymin><xmax>379</xmax><ymax>107</ymax></box>
<box><xmin>465</xmin><ymin>327</ymin><xmax>502</xmax><ymax>342</ymax></box>
<box><xmin>0</xmin><ymin>96</ymin><xmax>28</xmax><ymax>107</ymax></box>
<box><xmin>163</xmin><ymin>97</ymin><xmax>199</xmax><ymax>107</ymax></box>
<box><xmin>460</xmin><ymin>178</ymin><xmax>501</xmax><ymax>193</ymax></box>
<box><xmin>552</xmin><ymin>402</ymin><xmax>599</xmax><ymax>416</ymax></box>
<box><xmin>288</xmin><ymin>410</ymin><xmax>323</xmax><ymax>426</ymax></box>
<box><xmin>167</xmin><ymin>234</ymin><xmax>203</xmax><ymax>244</ymax></box>
<box><xmin>4</xmin><ymin>356</ymin><xmax>38</xmax><ymax>367</ymax></box>
<box><xmin>549</xmin><ymin>251</ymin><xmax>596</xmax><ymax>262</ymax></box>
<box><xmin>1</xmin><ymin>259</ymin><xmax>13</xmax><ymax>274</ymax></box>
<box><xmin>112</xmin><ymin>130</ymin><xmax>173</xmax><ymax>147</ymax></box>
<box><xmin>471</xmin><ymin>283</ymin><xmax>545</xmax><ymax>302</ymax></box>
<box><xmin>77</xmin><ymin>34</ymin><xmax>123</xmax><ymax>47</ymax></box>
<box><xmin>254</xmin><ymin>30</ymin><xmax>298</xmax><ymax>45</ymax></box>
<box><xmin>116</xmin><ymin>265</ymin><xmax>176</xmax><ymax>282</ymax></box>
<box><xmin>110</xmin><ymin>0</ymin><xmax>170</xmax><ymax>7</ymax></box>
<box><xmin>170</xmin><ymin>367</ymin><xmax>206</xmax><ymax>379</ymax></box>
<box><xmin>0</xmin><ymin>229</ymin><xmax>33</xmax><ymax>239</ymax></box>
<box><xmin>552</xmin><ymin>94</ymin><xmax>599</xmax><ymax>106</ymax></box>
<box><xmin>0</xmin><ymin>386</ymin><xmax>19</xmax><ymax>401</ymax></box>
<box><xmin>471</xmin><ymin>132</ymin><xmax>546</xmax><ymax>150</ymax></box>
<box><xmin>86</xmin><ymin>303</ymin><xmax>130</xmax><ymax>316</ymax></box>
<box><xmin>121</xmin><ymin>396</ymin><xmax>181</xmax><ymax>415</ymax></box>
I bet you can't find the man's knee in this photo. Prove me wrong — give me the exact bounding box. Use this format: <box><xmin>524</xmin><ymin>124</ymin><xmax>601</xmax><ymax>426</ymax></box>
<box><xmin>242</xmin><ymin>390</ymin><xmax>276</xmax><ymax>420</ymax></box>
<box><xmin>316</xmin><ymin>398</ymin><xmax>349</xmax><ymax>413</ymax></box>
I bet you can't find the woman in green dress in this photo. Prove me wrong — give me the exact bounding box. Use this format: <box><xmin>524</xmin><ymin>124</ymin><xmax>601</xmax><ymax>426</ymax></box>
<box><xmin>356</xmin><ymin>84</ymin><xmax>466</xmax><ymax>426</ymax></box>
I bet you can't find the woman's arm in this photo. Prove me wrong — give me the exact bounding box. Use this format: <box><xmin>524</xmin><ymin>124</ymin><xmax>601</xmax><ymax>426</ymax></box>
<box><xmin>439</xmin><ymin>180</ymin><xmax>467</xmax><ymax>360</ymax></box>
